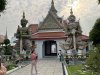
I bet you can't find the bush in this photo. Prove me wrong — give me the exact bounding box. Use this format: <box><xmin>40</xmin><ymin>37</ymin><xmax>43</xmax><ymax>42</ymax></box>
<box><xmin>0</xmin><ymin>0</ymin><xmax>7</xmax><ymax>12</ymax></box>
<box><xmin>86</xmin><ymin>45</ymin><xmax>100</xmax><ymax>74</ymax></box>
<box><xmin>6</xmin><ymin>64</ymin><xmax>15</xmax><ymax>71</ymax></box>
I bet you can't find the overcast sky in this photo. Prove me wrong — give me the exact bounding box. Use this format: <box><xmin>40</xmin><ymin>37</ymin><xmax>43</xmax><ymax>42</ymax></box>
<box><xmin>0</xmin><ymin>0</ymin><xmax>100</xmax><ymax>39</ymax></box>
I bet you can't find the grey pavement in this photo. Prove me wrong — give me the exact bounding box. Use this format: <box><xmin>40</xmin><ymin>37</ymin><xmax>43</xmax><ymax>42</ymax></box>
<box><xmin>8</xmin><ymin>58</ymin><xmax>63</xmax><ymax>75</ymax></box>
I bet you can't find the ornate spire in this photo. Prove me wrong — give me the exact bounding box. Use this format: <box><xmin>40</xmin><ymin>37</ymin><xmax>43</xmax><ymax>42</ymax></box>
<box><xmin>23</xmin><ymin>12</ymin><xmax>25</xmax><ymax>19</ymax></box>
<box><xmin>21</xmin><ymin>12</ymin><xmax>28</xmax><ymax>27</ymax></box>
<box><xmin>70</xmin><ymin>8</ymin><xmax>73</xmax><ymax>15</ymax></box>
<box><xmin>68</xmin><ymin>8</ymin><xmax>76</xmax><ymax>22</ymax></box>
<box><xmin>52</xmin><ymin>0</ymin><xmax>54</xmax><ymax>5</ymax></box>
<box><xmin>50</xmin><ymin>0</ymin><xmax>57</xmax><ymax>13</ymax></box>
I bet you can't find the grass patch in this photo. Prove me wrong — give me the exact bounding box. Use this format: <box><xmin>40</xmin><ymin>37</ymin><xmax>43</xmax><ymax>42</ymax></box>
<box><xmin>67</xmin><ymin>64</ymin><xmax>93</xmax><ymax>75</ymax></box>
<box><xmin>6</xmin><ymin>64</ymin><xmax>16</xmax><ymax>71</ymax></box>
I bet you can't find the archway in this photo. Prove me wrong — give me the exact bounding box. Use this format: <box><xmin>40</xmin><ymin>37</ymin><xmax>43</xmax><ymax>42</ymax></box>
<box><xmin>43</xmin><ymin>40</ymin><xmax>57</xmax><ymax>56</ymax></box>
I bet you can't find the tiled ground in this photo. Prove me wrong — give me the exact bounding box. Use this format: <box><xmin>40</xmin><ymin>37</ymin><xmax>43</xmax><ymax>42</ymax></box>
<box><xmin>8</xmin><ymin>58</ymin><xmax>63</xmax><ymax>75</ymax></box>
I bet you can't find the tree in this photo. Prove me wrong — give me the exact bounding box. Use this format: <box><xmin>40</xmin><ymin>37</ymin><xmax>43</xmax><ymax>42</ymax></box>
<box><xmin>4</xmin><ymin>39</ymin><xmax>10</xmax><ymax>45</ymax></box>
<box><xmin>4</xmin><ymin>39</ymin><xmax>12</xmax><ymax>55</ymax></box>
<box><xmin>88</xmin><ymin>1</ymin><xmax>100</xmax><ymax>73</ymax></box>
<box><xmin>99</xmin><ymin>0</ymin><xmax>100</xmax><ymax>4</ymax></box>
<box><xmin>4</xmin><ymin>44</ymin><xmax>12</xmax><ymax>55</ymax></box>
<box><xmin>89</xmin><ymin>18</ymin><xmax>100</xmax><ymax>45</ymax></box>
<box><xmin>86</xmin><ymin>46</ymin><xmax>100</xmax><ymax>75</ymax></box>
<box><xmin>0</xmin><ymin>0</ymin><xmax>7</xmax><ymax>13</ymax></box>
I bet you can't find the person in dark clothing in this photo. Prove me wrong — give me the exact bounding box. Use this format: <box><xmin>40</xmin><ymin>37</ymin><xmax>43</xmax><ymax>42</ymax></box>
<box><xmin>58</xmin><ymin>50</ymin><xmax>62</xmax><ymax>61</ymax></box>
<box><xmin>65</xmin><ymin>56</ymin><xmax>69</xmax><ymax>65</ymax></box>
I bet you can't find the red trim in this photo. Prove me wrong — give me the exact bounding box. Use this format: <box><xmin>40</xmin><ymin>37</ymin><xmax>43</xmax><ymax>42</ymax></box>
<box><xmin>31</xmin><ymin>37</ymin><xmax>67</xmax><ymax>40</ymax></box>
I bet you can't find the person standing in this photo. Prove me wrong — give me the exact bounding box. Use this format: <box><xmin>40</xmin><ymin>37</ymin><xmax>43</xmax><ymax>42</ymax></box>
<box><xmin>65</xmin><ymin>56</ymin><xmax>69</xmax><ymax>65</ymax></box>
<box><xmin>30</xmin><ymin>50</ymin><xmax>38</xmax><ymax>75</ymax></box>
<box><xmin>58</xmin><ymin>50</ymin><xmax>63</xmax><ymax>62</ymax></box>
<box><xmin>0</xmin><ymin>56</ymin><xmax>7</xmax><ymax>75</ymax></box>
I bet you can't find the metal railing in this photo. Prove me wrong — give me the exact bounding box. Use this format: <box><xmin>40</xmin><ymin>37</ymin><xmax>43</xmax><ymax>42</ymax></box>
<box><xmin>2</xmin><ymin>55</ymin><xmax>12</xmax><ymax>62</ymax></box>
<box><xmin>60</xmin><ymin>54</ymin><xmax>69</xmax><ymax>75</ymax></box>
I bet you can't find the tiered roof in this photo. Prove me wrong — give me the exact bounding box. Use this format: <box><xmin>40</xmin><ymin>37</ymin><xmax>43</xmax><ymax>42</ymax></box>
<box><xmin>28</xmin><ymin>0</ymin><xmax>89</xmax><ymax>41</ymax></box>
<box><xmin>38</xmin><ymin>0</ymin><xmax>63</xmax><ymax>30</ymax></box>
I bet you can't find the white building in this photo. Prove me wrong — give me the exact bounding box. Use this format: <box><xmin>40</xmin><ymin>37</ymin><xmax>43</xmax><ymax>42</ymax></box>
<box><xmin>27</xmin><ymin>0</ymin><xmax>89</xmax><ymax>59</ymax></box>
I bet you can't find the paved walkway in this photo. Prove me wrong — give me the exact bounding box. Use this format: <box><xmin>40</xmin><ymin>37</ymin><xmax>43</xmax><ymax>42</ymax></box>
<box><xmin>8</xmin><ymin>58</ymin><xmax>63</xmax><ymax>75</ymax></box>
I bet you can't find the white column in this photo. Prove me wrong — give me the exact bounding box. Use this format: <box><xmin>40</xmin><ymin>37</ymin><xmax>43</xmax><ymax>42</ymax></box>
<box><xmin>73</xmin><ymin>33</ymin><xmax>76</xmax><ymax>50</ymax></box>
<box><xmin>56</xmin><ymin>41</ymin><xmax>59</xmax><ymax>58</ymax></box>
<box><xmin>56</xmin><ymin>40</ymin><xmax>63</xmax><ymax>58</ymax></box>
<box><xmin>78</xmin><ymin>50</ymin><xmax>82</xmax><ymax>55</ymax></box>
<box><xmin>72</xmin><ymin>29</ymin><xmax>76</xmax><ymax>50</ymax></box>
<box><xmin>35</xmin><ymin>40</ymin><xmax>43</xmax><ymax>59</ymax></box>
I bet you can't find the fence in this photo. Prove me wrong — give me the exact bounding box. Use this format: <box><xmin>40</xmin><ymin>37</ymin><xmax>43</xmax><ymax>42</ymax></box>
<box><xmin>61</xmin><ymin>54</ymin><xmax>69</xmax><ymax>75</ymax></box>
<box><xmin>2</xmin><ymin>55</ymin><xmax>13</xmax><ymax>61</ymax></box>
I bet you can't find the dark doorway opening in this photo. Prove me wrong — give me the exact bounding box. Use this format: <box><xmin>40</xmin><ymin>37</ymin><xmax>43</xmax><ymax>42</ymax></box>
<box><xmin>43</xmin><ymin>40</ymin><xmax>57</xmax><ymax>56</ymax></box>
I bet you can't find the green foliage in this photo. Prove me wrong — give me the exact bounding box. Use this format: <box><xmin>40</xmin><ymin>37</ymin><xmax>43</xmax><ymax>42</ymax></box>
<box><xmin>86</xmin><ymin>46</ymin><xmax>100</xmax><ymax>74</ymax></box>
<box><xmin>0</xmin><ymin>0</ymin><xmax>7</xmax><ymax>12</ymax></box>
<box><xmin>89</xmin><ymin>18</ymin><xmax>100</xmax><ymax>45</ymax></box>
<box><xmin>99</xmin><ymin>0</ymin><xmax>100</xmax><ymax>4</ymax></box>
<box><xmin>3</xmin><ymin>39</ymin><xmax>12</xmax><ymax>55</ymax></box>
<box><xmin>4</xmin><ymin>45</ymin><xmax>12</xmax><ymax>55</ymax></box>
<box><xmin>6</xmin><ymin>64</ymin><xmax>15</xmax><ymax>71</ymax></box>
<box><xmin>4</xmin><ymin>39</ymin><xmax>10</xmax><ymax>45</ymax></box>
<box><xmin>68</xmin><ymin>65</ymin><xmax>93</xmax><ymax>75</ymax></box>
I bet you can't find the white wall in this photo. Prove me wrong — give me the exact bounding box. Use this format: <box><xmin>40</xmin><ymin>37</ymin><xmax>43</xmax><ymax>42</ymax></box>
<box><xmin>35</xmin><ymin>40</ymin><xmax>43</xmax><ymax>59</ymax></box>
<box><xmin>56</xmin><ymin>39</ymin><xmax>66</xmax><ymax>57</ymax></box>
<box><xmin>67</xmin><ymin>50</ymin><xmax>72</xmax><ymax>55</ymax></box>
<box><xmin>35</xmin><ymin>39</ymin><xmax>65</xmax><ymax>59</ymax></box>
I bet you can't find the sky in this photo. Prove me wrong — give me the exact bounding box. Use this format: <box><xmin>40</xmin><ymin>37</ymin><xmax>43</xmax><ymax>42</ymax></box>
<box><xmin>0</xmin><ymin>0</ymin><xmax>100</xmax><ymax>39</ymax></box>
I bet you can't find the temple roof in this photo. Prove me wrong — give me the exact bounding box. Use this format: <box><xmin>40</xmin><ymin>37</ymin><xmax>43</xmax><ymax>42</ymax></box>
<box><xmin>38</xmin><ymin>12</ymin><xmax>63</xmax><ymax>30</ymax></box>
<box><xmin>78</xmin><ymin>35</ymin><xmax>89</xmax><ymax>41</ymax></box>
<box><xmin>30</xmin><ymin>30</ymin><xmax>89</xmax><ymax>40</ymax></box>
<box><xmin>38</xmin><ymin>0</ymin><xmax>63</xmax><ymax>30</ymax></box>
<box><xmin>28</xmin><ymin>24</ymin><xmax>88</xmax><ymax>41</ymax></box>
<box><xmin>28</xmin><ymin>24</ymin><xmax>38</xmax><ymax>34</ymax></box>
<box><xmin>50</xmin><ymin>0</ymin><xmax>57</xmax><ymax>14</ymax></box>
<box><xmin>31</xmin><ymin>32</ymin><xmax>66</xmax><ymax>40</ymax></box>
<box><xmin>27</xmin><ymin>1</ymin><xmax>88</xmax><ymax>41</ymax></box>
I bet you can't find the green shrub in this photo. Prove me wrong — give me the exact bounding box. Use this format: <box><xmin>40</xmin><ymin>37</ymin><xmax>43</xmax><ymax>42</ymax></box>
<box><xmin>6</xmin><ymin>64</ymin><xmax>15</xmax><ymax>71</ymax></box>
<box><xmin>67</xmin><ymin>65</ymin><xmax>93</xmax><ymax>75</ymax></box>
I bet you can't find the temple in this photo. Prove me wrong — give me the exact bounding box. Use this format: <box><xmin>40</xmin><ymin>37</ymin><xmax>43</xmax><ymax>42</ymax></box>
<box><xmin>15</xmin><ymin>0</ymin><xmax>90</xmax><ymax>59</ymax></box>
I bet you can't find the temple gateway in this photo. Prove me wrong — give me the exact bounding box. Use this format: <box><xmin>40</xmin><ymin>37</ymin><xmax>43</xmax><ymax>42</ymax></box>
<box><xmin>15</xmin><ymin>0</ymin><xmax>91</xmax><ymax>59</ymax></box>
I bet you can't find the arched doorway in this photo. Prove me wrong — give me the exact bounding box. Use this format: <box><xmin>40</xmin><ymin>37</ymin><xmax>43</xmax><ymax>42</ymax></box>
<box><xmin>43</xmin><ymin>40</ymin><xmax>57</xmax><ymax>56</ymax></box>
